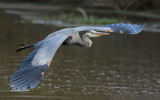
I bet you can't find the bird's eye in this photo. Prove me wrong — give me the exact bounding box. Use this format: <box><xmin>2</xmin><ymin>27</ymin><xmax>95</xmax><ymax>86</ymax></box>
<box><xmin>69</xmin><ymin>36</ymin><xmax>72</xmax><ymax>39</ymax></box>
<box><xmin>68</xmin><ymin>36</ymin><xmax>72</xmax><ymax>40</ymax></box>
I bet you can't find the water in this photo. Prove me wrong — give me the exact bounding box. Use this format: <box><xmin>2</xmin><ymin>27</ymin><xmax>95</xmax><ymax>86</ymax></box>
<box><xmin>0</xmin><ymin>8</ymin><xmax>160</xmax><ymax>100</ymax></box>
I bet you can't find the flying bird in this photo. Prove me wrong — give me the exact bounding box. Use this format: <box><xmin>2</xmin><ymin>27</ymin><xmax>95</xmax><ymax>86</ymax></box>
<box><xmin>10</xmin><ymin>23</ymin><xmax>144</xmax><ymax>90</ymax></box>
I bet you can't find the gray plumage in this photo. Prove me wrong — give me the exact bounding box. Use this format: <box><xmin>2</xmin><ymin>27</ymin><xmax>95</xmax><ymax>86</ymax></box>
<box><xmin>10</xmin><ymin>23</ymin><xmax>144</xmax><ymax>90</ymax></box>
<box><xmin>101</xmin><ymin>23</ymin><xmax>145</xmax><ymax>34</ymax></box>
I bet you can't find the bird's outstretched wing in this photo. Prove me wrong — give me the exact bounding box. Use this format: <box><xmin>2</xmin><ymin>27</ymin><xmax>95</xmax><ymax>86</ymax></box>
<box><xmin>10</xmin><ymin>34</ymin><xmax>68</xmax><ymax>90</ymax></box>
<box><xmin>101</xmin><ymin>23</ymin><xmax>145</xmax><ymax>34</ymax></box>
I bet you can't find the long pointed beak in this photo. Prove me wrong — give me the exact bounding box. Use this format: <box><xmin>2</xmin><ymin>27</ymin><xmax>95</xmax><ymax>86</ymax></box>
<box><xmin>94</xmin><ymin>29</ymin><xmax>113</xmax><ymax>36</ymax></box>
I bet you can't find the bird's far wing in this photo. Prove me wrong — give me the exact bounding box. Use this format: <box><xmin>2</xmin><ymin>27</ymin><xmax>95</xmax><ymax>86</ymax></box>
<box><xmin>101</xmin><ymin>23</ymin><xmax>145</xmax><ymax>34</ymax></box>
<box><xmin>10</xmin><ymin>35</ymin><xmax>68</xmax><ymax>90</ymax></box>
<box><xmin>74</xmin><ymin>26</ymin><xmax>111</xmax><ymax>32</ymax></box>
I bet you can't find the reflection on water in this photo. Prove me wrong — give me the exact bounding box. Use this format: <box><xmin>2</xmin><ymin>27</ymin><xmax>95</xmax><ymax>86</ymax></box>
<box><xmin>0</xmin><ymin>9</ymin><xmax>160</xmax><ymax>100</ymax></box>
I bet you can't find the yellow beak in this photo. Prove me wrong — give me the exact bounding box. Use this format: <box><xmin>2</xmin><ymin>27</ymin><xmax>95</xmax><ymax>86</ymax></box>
<box><xmin>94</xmin><ymin>29</ymin><xmax>113</xmax><ymax>36</ymax></box>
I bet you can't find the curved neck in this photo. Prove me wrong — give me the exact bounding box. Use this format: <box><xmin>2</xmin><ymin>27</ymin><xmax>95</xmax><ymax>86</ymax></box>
<box><xmin>80</xmin><ymin>34</ymin><xmax>92</xmax><ymax>48</ymax></box>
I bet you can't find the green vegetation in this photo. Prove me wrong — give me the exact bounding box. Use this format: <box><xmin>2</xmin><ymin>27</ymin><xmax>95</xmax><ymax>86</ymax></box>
<box><xmin>66</xmin><ymin>15</ymin><xmax>121</xmax><ymax>25</ymax></box>
<box><xmin>44</xmin><ymin>13</ymin><xmax>121</xmax><ymax>25</ymax></box>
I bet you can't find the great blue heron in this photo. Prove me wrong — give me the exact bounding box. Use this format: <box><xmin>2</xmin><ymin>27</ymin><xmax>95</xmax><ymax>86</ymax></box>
<box><xmin>10</xmin><ymin>23</ymin><xmax>144</xmax><ymax>90</ymax></box>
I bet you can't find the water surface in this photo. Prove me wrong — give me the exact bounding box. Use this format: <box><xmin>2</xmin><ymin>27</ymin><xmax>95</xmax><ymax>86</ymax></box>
<box><xmin>0</xmin><ymin>9</ymin><xmax>160</xmax><ymax>100</ymax></box>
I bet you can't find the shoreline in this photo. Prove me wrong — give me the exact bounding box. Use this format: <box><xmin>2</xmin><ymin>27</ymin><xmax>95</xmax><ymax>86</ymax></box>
<box><xmin>0</xmin><ymin>2</ymin><xmax>160</xmax><ymax>32</ymax></box>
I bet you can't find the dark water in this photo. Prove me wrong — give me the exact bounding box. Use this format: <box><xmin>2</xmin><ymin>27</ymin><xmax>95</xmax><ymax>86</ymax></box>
<box><xmin>0</xmin><ymin>9</ymin><xmax>160</xmax><ymax>100</ymax></box>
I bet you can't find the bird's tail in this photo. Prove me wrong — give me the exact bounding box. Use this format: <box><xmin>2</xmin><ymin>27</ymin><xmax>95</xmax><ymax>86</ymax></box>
<box><xmin>16</xmin><ymin>44</ymin><xmax>34</xmax><ymax>52</ymax></box>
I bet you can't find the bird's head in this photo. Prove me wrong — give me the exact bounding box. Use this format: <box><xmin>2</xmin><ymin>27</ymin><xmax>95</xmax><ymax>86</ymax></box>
<box><xmin>85</xmin><ymin>29</ymin><xmax>113</xmax><ymax>38</ymax></box>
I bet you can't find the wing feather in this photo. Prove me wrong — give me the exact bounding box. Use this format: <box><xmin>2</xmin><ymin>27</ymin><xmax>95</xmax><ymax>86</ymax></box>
<box><xmin>17</xmin><ymin>47</ymin><xmax>40</xmax><ymax>71</ymax></box>
<box><xmin>31</xmin><ymin>35</ymin><xmax>68</xmax><ymax>66</ymax></box>
<box><xmin>101</xmin><ymin>23</ymin><xmax>145</xmax><ymax>34</ymax></box>
<box><xmin>10</xmin><ymin>34</ymin><xmax>68</xmax><ymax>89</ymax></box>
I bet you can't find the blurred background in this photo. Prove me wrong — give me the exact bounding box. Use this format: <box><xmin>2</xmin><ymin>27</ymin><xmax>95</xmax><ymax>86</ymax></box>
<box><xmin>0</xmin><ymin>0</ymin><xmax>160</xmax><ymax>27</ymax></box>
<box><xmin>0</xmin><ymin>0</ymin><xmax>160</xmax><ymax>100</ymax></box>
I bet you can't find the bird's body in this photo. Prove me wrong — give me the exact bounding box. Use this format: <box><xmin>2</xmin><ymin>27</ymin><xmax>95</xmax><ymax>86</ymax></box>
<box><xmin>10</xmin><ymin>23</ymin><xmax>144</xmax><ymax>90</ymax></box>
